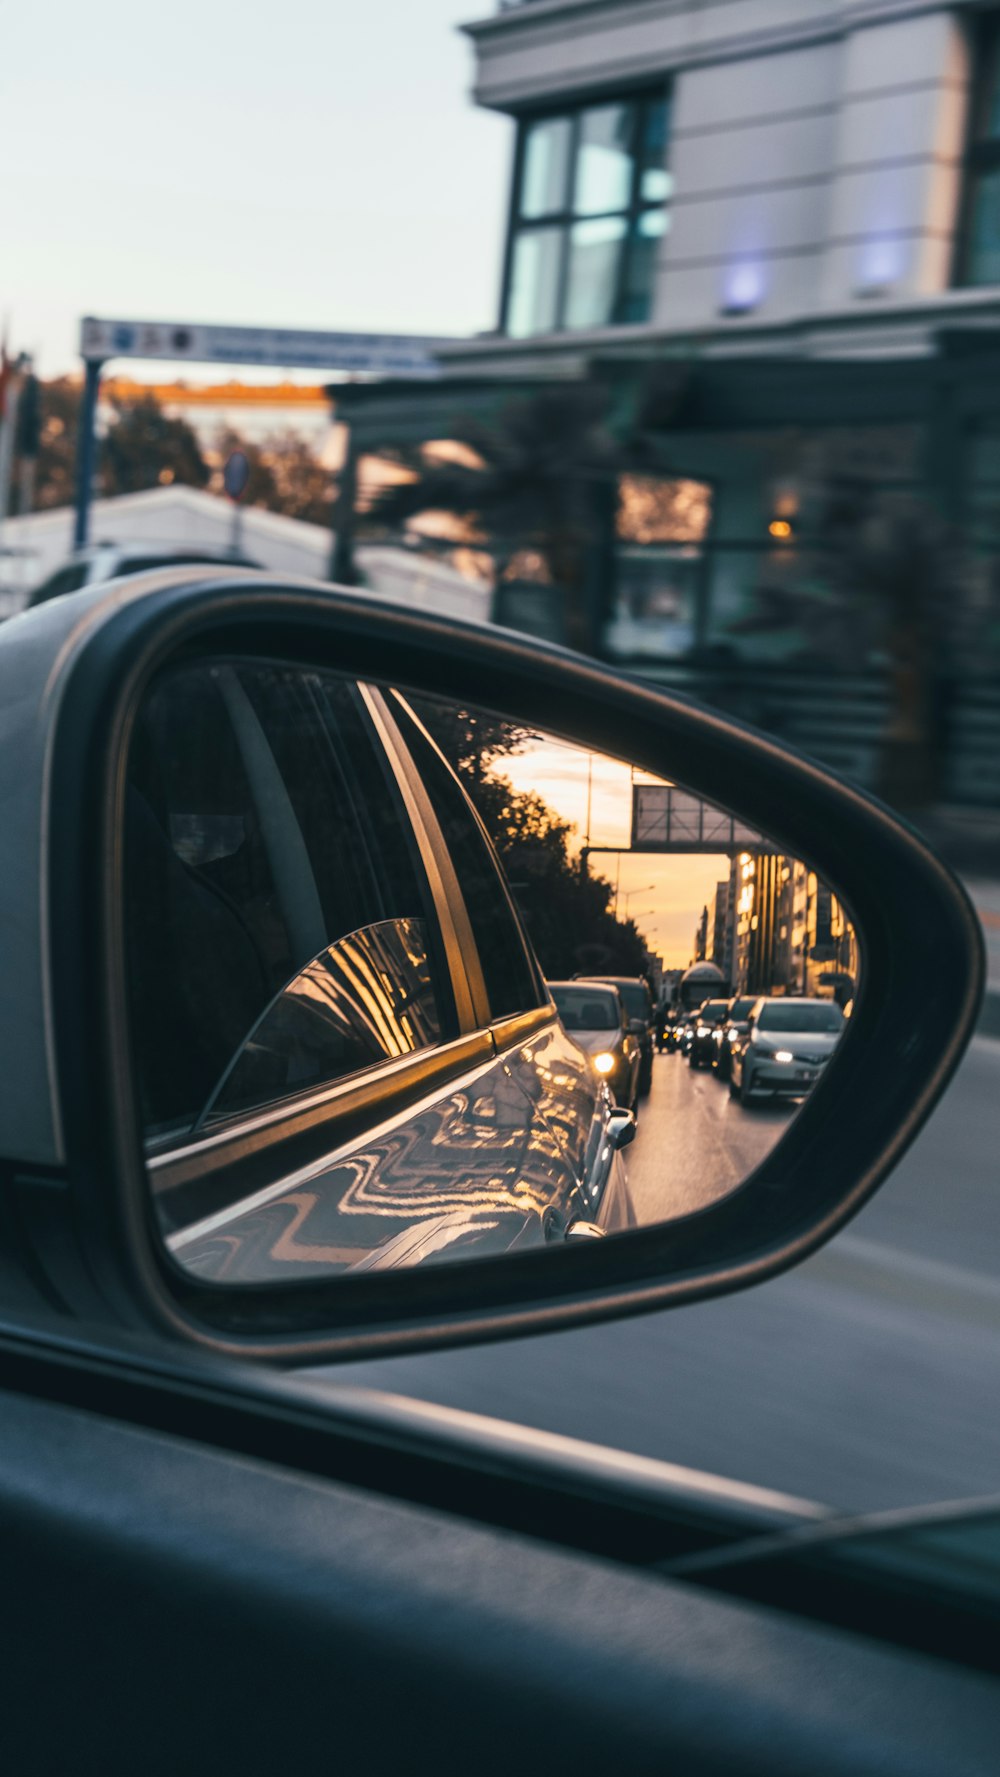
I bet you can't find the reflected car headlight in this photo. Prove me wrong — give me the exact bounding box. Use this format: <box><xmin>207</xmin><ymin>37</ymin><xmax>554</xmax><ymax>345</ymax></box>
<box><xmin>593</xmin><ymin>1052</ymin><xmax>616</xmax><ymax>1076</ymax></box>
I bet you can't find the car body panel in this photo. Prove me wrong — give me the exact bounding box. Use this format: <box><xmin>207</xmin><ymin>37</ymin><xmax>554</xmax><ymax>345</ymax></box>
<box><xmin>732</xmin><ymin>999</ymin><xmax>846</xmax><ymax>1102</ymax></box>
<box><xmin>168</xmin><ymin>1015</ymin><xmax>631</xmax><ymax>1281</ymax></box>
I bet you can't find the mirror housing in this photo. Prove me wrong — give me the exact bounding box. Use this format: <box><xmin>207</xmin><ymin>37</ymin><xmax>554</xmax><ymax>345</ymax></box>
<box><xmin>0</xmin><ymin>568</ymin><xmax>983</xmax><ymax>1364</ymax></box>
<box><xmin>607</xmin><ymin>1111</ymin><xmax>637</xmax><ymax>1152</ymax></box>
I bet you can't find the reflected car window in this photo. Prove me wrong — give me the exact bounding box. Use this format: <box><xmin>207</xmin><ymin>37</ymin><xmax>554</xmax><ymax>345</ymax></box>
<box><xmin>200</xmin><ymin>918</ymin><xmax>441</xmax><ymax>1127</ymax></box>
<box><xmin>127</xmin><ymin>661</ymin><xmax>452</xmax><ymax>1139</ymax></box>
<box><xmin>756</xmin><ymin>1002</ymin><xmax>845</xmax><ymax>1033</ymax></box>
<box><xmin>389</xmin><ymin>696</ymin><xmax>544</xmax><ymax>1022</ymax></box>
<box><xmin>551</xmin><ymin>986</ymin><xmax>618</xmax><ymax>1031</ymax></box>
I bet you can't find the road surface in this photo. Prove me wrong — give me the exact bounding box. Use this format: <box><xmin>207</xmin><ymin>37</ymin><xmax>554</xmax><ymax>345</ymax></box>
<box><xmin>627</xmin><ymin>1046</ymin><xmax>792</xmax><ymax>1222</ymax></box>
<box><xmin>315</xmin><ymin>1035</ymin><xmax>1000</xmax><ymax>1513</ymax></box>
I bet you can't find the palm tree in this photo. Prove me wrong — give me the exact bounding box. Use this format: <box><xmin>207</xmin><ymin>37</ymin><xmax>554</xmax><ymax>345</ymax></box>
<box><xmin>365</xmin><ymin>384</ymin><xmax>621</xmax><ymax>655</ymax></box>
<box><xmin>730</xmin><ymin>476</ymin><xmax>982</xmax><ymax>812</ymax></box>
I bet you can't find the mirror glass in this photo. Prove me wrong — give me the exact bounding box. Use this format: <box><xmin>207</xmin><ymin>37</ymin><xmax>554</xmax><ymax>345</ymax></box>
<box><xmin>125</xmin><ymin>659</ymin><xmax>858</xmax><ymax>1285</ymax></box>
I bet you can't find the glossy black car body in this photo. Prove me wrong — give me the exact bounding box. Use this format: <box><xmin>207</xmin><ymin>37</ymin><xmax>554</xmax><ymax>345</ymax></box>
<box><xmin>687</xmin><ymin>999</ymin><xmax>730</xmax><ymax>1069</ymax></box>
<box><xmin>713</xmin><ymin>996</ymin><xmax>759</xmax><ymax>1081</ymax></box>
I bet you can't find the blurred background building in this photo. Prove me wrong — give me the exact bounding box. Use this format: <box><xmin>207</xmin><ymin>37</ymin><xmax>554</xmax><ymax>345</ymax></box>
<box><xmin>338</xmin><ymin>0</ymin><xmax>1000</xmax><ymax>817</ymax></box>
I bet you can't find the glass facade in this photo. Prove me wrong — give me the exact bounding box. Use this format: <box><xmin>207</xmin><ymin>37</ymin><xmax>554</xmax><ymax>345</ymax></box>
<box><xmin>504</xmin><ymin>91</ymin><xmax>671</xmax><ymax>337</ymax></box>
<box><xmin>962</xmin><ymin>19</ymin><xmax>1000</xmax><ymax>287</ymax></box>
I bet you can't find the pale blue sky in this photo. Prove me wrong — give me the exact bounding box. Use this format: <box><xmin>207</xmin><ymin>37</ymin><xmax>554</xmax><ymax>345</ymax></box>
<box><xmin>1</xmin><ymin>0</ymin><xmax>511</xmax><ymax>375</ymax></box>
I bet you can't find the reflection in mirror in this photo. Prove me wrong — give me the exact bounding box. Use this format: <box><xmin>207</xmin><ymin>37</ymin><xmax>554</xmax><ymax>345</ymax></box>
<box><xmin>125</xmin><ymin>663</ymin><xmax>858</xmax><ymax>1287</ymax></box>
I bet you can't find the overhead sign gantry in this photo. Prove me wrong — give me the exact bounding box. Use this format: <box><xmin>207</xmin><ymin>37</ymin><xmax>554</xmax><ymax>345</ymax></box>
<box><xmin>74</xmin><ymin>315</ymin><xmax>454</xmax><ymax>546</ymax></box>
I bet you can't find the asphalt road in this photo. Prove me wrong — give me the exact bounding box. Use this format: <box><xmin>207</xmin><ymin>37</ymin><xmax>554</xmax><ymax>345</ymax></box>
<box><xmin>315</xmin><ymin>1034</ymin><xmax>1000</xmax><ymax>1513</ymax></box>
<box><xmin>627</xmin><ymin>1046</ymin><xmax>793</xmax><ymax>1222</ymax></box>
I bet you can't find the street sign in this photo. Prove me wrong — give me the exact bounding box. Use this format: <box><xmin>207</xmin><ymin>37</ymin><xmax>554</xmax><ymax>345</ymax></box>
<box><xmin>631</xmin><ymin>784</ymin><xmax>764</xmax><ymax>854</ymax></box>
<box><xmin>223</xmin><ymin>449</ymin><xmax>251</xmax><ymax>501</ymax></box>
<box><xmin>79</xmin><ymin>316</ymin><xmax>452</xmax><ymax>378</ymax></box>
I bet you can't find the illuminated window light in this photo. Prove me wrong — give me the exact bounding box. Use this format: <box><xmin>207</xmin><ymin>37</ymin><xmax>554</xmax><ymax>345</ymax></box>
<box><xmin>855</xmin><ymin>236</ymin><xmax>905</xmax><ymax>297</ymax></box>
<box><xmin>720</xmin><ymin>262</ymin><xmax>764</xmax><ymax>316</ymax></box>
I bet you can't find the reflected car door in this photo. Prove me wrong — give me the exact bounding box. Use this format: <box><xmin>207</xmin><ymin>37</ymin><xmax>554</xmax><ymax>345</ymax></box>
<box><xmin>130</xmin><ymin>660</ymin><xmax>618</xmax><ymax>1282</ymax></box>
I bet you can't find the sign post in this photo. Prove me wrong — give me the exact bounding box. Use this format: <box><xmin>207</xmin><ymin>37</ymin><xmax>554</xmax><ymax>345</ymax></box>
<box><xmin>75</xmin><ymin>315</ymin><xmax>454</xmax><ymax>550</ymax></box>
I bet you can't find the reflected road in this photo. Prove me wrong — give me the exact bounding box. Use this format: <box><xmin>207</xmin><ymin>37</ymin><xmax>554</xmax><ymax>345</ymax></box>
<box><xmin>628</xmin><ymin>1048</ymin><xmax>794</xmax><ymax>1220</ymax></box>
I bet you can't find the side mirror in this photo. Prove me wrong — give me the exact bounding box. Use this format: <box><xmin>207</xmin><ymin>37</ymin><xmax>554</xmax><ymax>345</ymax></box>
<box><xmin>607</xmin><ymin>1110</ymin><xmax>637</xmax><ymax>1152</ymax></box>
<box><xmin>0</xmin><ymin>570</ymin><xmax>982</xmax><ymax>1365</ymax></box>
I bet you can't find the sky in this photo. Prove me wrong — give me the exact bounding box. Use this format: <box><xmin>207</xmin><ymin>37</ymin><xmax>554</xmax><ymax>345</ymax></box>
<box><xmin>1</xmin><ymin>1</ymin><xmax>510</xmax><ymax>377</ymax></box>
<box><xmin>502</xmin><ymin>735</ymin><xmax>732</xmax><ymax>970</ymax></box>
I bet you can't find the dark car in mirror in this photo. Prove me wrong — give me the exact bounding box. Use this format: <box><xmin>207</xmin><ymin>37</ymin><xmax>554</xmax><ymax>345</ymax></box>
<box><xmin>687</xmin><ymin>999</ymin><xmax>730</xmax><ymax>1070</ymax></box>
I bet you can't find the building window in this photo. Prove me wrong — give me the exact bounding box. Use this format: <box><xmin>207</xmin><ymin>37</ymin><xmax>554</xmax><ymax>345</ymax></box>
<box><xmin>504</xmin><ymin>91</ymin><xmax>671</xmax><ymax>338</ymax></box>
<box><xmin>962</xmin><ymin>18</ymin><xmax>1000</xmax><ymax>286</ymax></box>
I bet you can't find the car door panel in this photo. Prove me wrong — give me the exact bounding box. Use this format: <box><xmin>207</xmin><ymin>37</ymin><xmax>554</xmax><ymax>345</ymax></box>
<box><xmin>169</xmin><ymin>1041</ymin><xmax>583</xmax><ymax>1282</ymax></box>
<box><xmin>2</xmin><ymin>1381</ymin><xmax>998</xmax><ymax>1777</ymax></box>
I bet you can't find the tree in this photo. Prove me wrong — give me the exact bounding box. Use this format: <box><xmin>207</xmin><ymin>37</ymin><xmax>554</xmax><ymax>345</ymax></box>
<box><xmin>729</xmin><ymin>475</ymin><xmax>985</xmax><ymax>811</ymax></box>
<box><xmin>215</xmin><ymin>428</ymin><xmax>334</xmax><ymax>527</ymax></box>
<box><xmin>366</xmin><ymin>385</ymin><xmax>622</xmax><ymax>654</ymax></box>
<box><xmin>414</xmin><ymin>696</ymin><xmax>648</xmax><ymax>979</ymax></box>
<box><xmin>35</xmin><ymin>378</ymin><xmax>81</xmax><ymax>511</ymax></box>
<box><xmin>103</xmin><ymin>394</ymin><xmax>209</xmax><ymax>494</ymax></box>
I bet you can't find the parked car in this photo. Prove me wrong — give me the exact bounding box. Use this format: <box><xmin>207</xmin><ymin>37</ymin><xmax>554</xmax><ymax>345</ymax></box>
<box><xmin>687</xmin><ymin>998</ymin><xmax>730</xmax><ymax>1069</ymax></box>
<box><xmin>0</xmin><ymin>568</ymin><xmax>988</xmax><ymax>1773</ymax></box>
<box><xmin>713</xmin><ymin>995</ymin><xmax>759</xmax><ymax>1080</ymax></box>
<box><xmin>576</xmin><ymin>975</ymin><xmax>655</xmax><ymax>1096</ymax></box>
<box><xmin>25</xmin><ymin>540</ymin><xmax>258</xmax><ymax>607</ymax></box>
<box><xmin>549</xmin><ymin>980</ymin><xmax>641</xmax><ymax>1114</ymax></box>
<box><xmin>730</xmin><ymin>996</ymin><xmax>847</xmax><ymax>1107</ymax></box>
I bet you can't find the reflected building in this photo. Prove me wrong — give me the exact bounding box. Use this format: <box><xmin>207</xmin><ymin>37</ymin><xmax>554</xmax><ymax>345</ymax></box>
<box><xmin>729</xmin><ymin>851</ymin><xmax>858</xmax><ymax>1007</ymax></box>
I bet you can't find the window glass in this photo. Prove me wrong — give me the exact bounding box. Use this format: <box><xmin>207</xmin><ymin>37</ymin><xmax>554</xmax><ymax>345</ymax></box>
<box><xmin>126</xmin><ymin>661</ymin><xmax>450</xmax><ymax>1139</ymax></box>
<box><xmin>620</xmin><ymin>208</ymin><xmax>667</xmax><ymax>323</ymax></box>
<box><xmin>27</xmin><ymin>562</ymin><xmax>89</xmax><ymax>606</ymax></box>
<box><xmin>388</xmin><ymin>697</ymin><xmax>544</xmax><ymax>1021</ymax></box>
<box><xmin>966</xmin><ymin>165</ymin><xmax>1000</xmax><ymax>287</ymax></box>
<box><xmin>201</xmin><ymin>918</ymin><xmax>441</xmax><ymax>1127</ymax></box>
<box><xmin>573</xmin><ymin>104</ymin><xmax>633</xmax><ymax>215</ymax></box>
<box><xmin>507</xmin><ymin>227</ymin><xmax>563</xmax><ymax>338</ymax></box>
<box><xmin>504</xmin><ymin>88</ymin><xmax>671</xmax><ymax>337</ymax></box>
<box><xmin>565</xmin><ymin>216</ymin><xmax>627</xmax><ymax>330</ymax></box>
<box><xmin>962</xmin><ymin>29</ymin><xmax>1000</xmax><ymax>287</ymax></box>
<box><xmin>551</xmin><ymin>986</ymin><xmax>617</xmax><ymax>1031</ymax></box>
<box><xmin>519</xmin><ymin>116</ymin><xmax>571</xmax><ymax>219</ymax></box>
<box><xmin>639</xmin><ymin>98</ymin><xmax>672</xmax><ymax>202</ymax></box>
<box><xmin>756</xmin><ymin>1002</ymin><xmax>844</xmax><ymax>1033</ymax></box>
